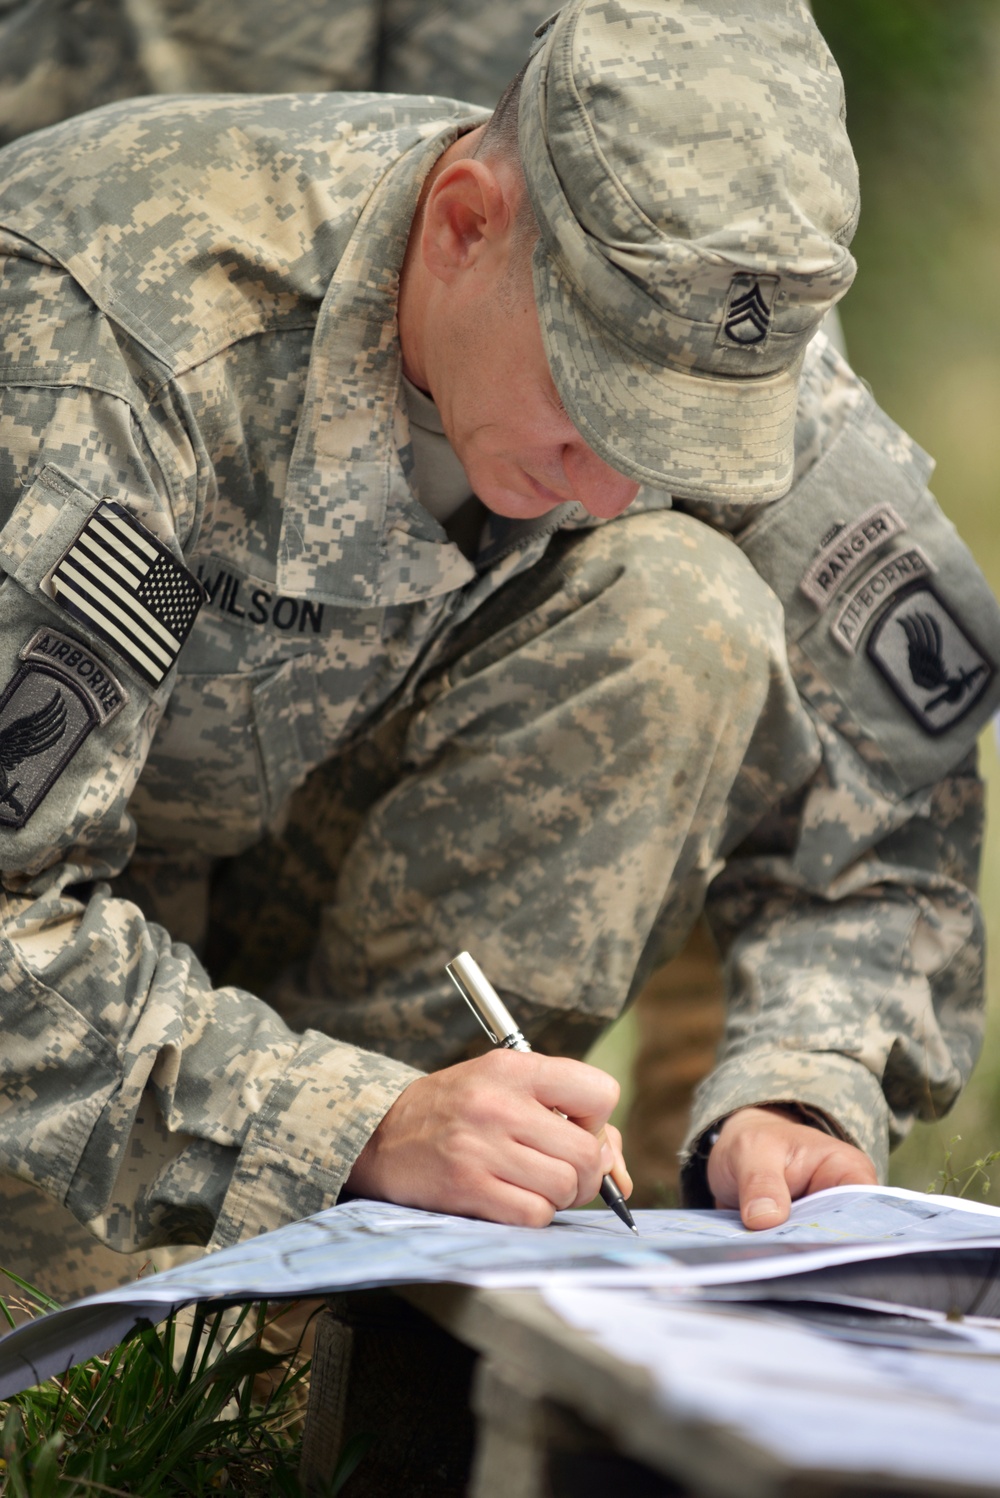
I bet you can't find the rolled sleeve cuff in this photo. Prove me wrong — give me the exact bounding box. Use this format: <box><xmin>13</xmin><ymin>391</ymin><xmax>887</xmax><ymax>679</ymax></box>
<box><xmin>679</xmin><ymin>1048</ymin><xmax>890</xmax><ymax>1207</ymax></box>
<box><xmin>209</xmin><ymin>1030</ymin><xmax>422</xmax><ymax>1249</ymax></box>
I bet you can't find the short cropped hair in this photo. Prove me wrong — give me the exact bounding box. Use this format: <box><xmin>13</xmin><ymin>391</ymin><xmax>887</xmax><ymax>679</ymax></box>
<box><xmin>475</xmin><ymin>61</ymin><xmax>537</xmax><ymax>262</ymax></box>
<box><xmin>476</xmin><ymin>60</ymin><xmax>528</xmax><ymax>165</ymax></box>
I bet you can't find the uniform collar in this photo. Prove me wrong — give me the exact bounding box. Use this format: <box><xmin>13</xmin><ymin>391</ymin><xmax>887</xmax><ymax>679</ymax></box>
<box><xmin>279</xmin><ymin>118</ymin><xmax>480</xmax><ymax>606</ymax></box>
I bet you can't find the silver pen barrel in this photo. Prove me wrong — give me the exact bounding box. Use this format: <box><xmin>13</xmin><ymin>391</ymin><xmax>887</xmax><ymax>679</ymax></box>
<box><xmin>446</xmin><ymin>950</ymin><xmax>530</xmax><ymax>1051</ymax></box>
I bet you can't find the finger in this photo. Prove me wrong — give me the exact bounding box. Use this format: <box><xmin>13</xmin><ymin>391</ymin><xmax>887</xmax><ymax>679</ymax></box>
<box><xmin>436</xmin><ymin>1170</ymin><xmax>563</xmax><ymax>1229</ymax></box>
<box><xmin>461</xmin><ymin>1126</ymin><xmax>607</xmax><ymax>1215</ymax></box>
<box><xmin>802</xmin><ymin>1144</ymin><xmax>878</xmax><ymax>1196</ymax></box>
<box><xmin>402</xmin><ymin>1120</ymin><xmax>584</xmax><ymax>1221</ymax></box>
<box><xmin>597</xmin><ymin>1122</ymin><xmax>633</xmax><ymax>1198</ymax></box>
<box><xmin>485</xmin><ymin>1182</ymin><xmax>560</xmax><ymax>1229</ymax></box>
<box><xmin>511</xmin><ymin>1107</ymin><xmax>610</xmax><ymax>1204</ymax></box>
<box><xmin>529</xmin><ymin>1055</ymin><xmax>620</xmax><ymax>1134</ymax></box>
<box><xmin>740</xmin><ymin>1186</ymin><xmax>790</xmax><ymax>1230</ymax></box>
<box><xmin>493</xmin><ymin>1141</ymin><xmax>588</xmax><ymax>1211</ymax></box>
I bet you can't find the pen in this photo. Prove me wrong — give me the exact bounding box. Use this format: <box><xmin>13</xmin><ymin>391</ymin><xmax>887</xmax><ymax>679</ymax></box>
<box><xmin>446</xmin><ymin>950</ymin><xmax>638</xmax><ymax>1235</ymax></box>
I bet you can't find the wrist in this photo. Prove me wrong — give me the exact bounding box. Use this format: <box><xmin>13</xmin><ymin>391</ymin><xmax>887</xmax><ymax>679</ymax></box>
<box><xmin>723</xmin><ymin>1100</ymin><xmax>843</xmax><ymax>1140</ymax></box>
<box><xmin>682</xmin><ymin>1101</ymin><xmax>844</xmax><ymax>1210</ymax></box>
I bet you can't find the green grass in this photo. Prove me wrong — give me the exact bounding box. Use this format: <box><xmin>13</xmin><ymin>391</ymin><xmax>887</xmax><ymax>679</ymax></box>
<box><xmin>0</xmin><ymin>1279</ymin><xmax>363</xmax><ymax>1498</ymax></box>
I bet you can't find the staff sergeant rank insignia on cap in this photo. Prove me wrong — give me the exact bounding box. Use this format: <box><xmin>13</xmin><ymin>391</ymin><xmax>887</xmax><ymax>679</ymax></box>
<box><xmin>720</xmin><ymin>275</ymin><xmax>780</xmax><ymax>348</ymax></box>
<box><xmin>0</xmin><ymin>628</ymin><xmax>127</xmax><ymax>829</ymax></box>
<box><xmin>49</xmin><ymin>502</ymin><xmax>204</xmax><ymax>685</ymax></box>
<box><xmin>867</xmin><ymin>583</ymin><xmax>995</xmax><ymax>736</ymax></box>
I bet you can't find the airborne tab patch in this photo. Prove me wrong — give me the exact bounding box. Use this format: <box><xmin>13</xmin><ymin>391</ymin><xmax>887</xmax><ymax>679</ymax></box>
<box><xmin>0</xmin><ymin>628</ymin><xmax>126</xmax><ymax>829</ymax></box>
<box><xmin>832</xmin><ymin>546</ymin><xmax>934</xmax><ymax>653</ymax></box>
<box><xmin>49</xmin><ymin>503</ymin><xmax>204</xmax><ymax>685</ymax></box>
<box><xmin>867</xmin><ymin>584</ymin><xmax>995</xmax><ymax>736</ymax></box>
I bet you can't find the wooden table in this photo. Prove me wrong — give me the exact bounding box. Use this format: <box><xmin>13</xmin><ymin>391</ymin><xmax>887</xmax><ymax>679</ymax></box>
<box><xmin>297</xmin><ymin>1285</ymin><xmax>996</xmax><ymax>1498</ymax></box>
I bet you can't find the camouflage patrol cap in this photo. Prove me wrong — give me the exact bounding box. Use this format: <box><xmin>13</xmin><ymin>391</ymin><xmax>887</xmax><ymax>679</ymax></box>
<box><xmin>519</xmin><ymin>0</ymin><xmax>859</xmax><ymax>502</ymax></box>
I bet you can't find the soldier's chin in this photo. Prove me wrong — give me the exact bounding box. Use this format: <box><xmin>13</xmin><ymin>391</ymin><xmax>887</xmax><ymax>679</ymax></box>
<box><xmin>476</xmin><ymin>475</ymin><xmax>563</xmax><ymax>520</ymax></box>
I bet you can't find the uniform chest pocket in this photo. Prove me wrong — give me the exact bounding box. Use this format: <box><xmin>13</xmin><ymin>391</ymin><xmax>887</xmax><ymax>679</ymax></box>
<box><xmin>129</xmin><ymin>653</ymin><xmax>324</xmax><ymax>856</ymax></box>
<box><xmin>740</xmin><ymin>417</ymin><xmax>1000</xmax><ymax>798</ymax></box>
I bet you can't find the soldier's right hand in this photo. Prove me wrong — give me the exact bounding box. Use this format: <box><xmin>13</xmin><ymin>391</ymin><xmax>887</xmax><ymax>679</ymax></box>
<box><xmin>345</xmin><ymin>1049</ymin><xmax>628</xmax><ymax>1226</ymax></box>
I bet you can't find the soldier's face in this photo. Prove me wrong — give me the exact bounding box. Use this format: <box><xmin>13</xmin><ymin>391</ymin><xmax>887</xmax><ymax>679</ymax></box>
<box><xmin>431</xmin><ymin>256</ymin><xmax>640</xmax><ymax>522</ymax></box>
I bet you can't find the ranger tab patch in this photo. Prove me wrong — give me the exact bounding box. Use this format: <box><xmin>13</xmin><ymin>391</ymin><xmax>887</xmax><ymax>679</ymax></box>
<box><xmin>867</xmin><ymin>583</ymin><xmax>995</xmax><ymax>736</ymax></box>
<box><xmin>49</xmin><ymin>502</ymin><xmax>204</xmax><ymax>685</ymax></box>
<box><xmin>800</xmin><ymin>504</ymin><xmax>907</xmax><ymax>610</ymax></box>
<box><xmin>0</xmin><ymin>628</ymin><xmax>127</xmax><ymax>829</ymax></box>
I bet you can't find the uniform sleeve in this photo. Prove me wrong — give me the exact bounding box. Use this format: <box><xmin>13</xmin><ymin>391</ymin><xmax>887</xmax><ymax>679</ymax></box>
<box><xmin>686</xmin><ymin>740</ymin><xmax>984</xmax><ymax>1188</ymax></box>
<box><xmin>681</xmin><ymin>396</ymin><xmax>1000</xmax><ymax>1201</ymax></box>
<box><xmin>0</xmin><ymin>375</ymin><xmax>421</xmax><ymax>1254</ymax></box>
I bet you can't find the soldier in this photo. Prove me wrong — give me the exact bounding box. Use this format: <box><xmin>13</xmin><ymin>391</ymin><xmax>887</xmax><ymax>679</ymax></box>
<box><xmin>0</xmin><ymin>0</ymin><xmax>994</xmax><ymax>1298</ymax></box>
<box><xmin>0</xmin><ymin>0</ymin><xmax>727</xmax><ymax>1218</ymax></box>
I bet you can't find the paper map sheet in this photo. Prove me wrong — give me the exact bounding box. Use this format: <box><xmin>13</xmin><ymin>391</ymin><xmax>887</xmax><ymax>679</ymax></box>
<box><xmin>543</xmin><ymin>1288</ymin><xmax>1000</xmax><ymax>1491</ymax></box>
<box><xmin>1</xmin><ymin>1186</ymin><xmax>999</xmax><ymax>1399</ymax></box>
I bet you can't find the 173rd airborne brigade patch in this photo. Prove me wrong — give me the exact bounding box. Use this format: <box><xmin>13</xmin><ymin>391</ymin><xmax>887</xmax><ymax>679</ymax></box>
<box><xmin>0</xmin><ymin>628</ymin><xmax>126</xmax><ymax>829</ymax></box>
<box><xmin>798</xmin><ymin>501</ymin><xmax>995</xmax><ymax>741</ymax></box>
<box><xmin>867</xmin><ymin>583</ymin><xmax>994</xmax><ymax>736</ymax></box>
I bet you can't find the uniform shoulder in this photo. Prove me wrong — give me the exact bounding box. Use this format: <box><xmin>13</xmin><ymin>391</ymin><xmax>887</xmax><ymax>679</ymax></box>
<box><xmin>0</xmin><ymin>93</ymin><xmax>483</xmax><ymax>370</ymax></box>
<box><xmin>793</xmin><ymin>327</ymin><xmax>934</xmax><ymax>495</ymax></box>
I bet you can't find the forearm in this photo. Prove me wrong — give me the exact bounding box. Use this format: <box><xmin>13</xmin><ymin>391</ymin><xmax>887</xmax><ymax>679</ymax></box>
<box><xmin>0</xmin><ymin>875</ymin><xmax>422</xmax><ymax>1251</ymax></box>
<box><xmin>682</xmin><ymin>751</ymin><xmax>985</xmax><ymax>1201</ymax></box>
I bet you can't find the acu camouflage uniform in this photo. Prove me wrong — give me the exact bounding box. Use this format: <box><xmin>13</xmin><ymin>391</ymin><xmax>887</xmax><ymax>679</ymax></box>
<box><xmin>0</xmin><ymin>0</ymin><xmax>821</xmax><ymax>1221</ymax></box>
<box><xmin>0</xmin><ymin>0</ymin><xmax>558</xmax><ymax>1303</ymax></box>
<box><xmin>0</xmin><ymin>8</ymin><xmax>996</xmax><ymax>1267</ymax></box>
<box><xmin>0</xmin><ymin>0</ymin><xmax>547</xmax><ymax>140</ymax></box>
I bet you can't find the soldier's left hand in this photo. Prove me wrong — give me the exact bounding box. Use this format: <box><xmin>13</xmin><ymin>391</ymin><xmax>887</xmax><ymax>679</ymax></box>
<box><xmin>706</xmin><ymin>1105</ymin><xmax>878</xmax><ymax>1230</ymax></box>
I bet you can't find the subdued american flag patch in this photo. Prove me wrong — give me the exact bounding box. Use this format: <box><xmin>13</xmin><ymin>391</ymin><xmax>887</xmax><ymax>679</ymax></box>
<box><xmin>49</xmin><ymin>503</ymin><xmax>204</xmax><ymax>685</ymax></box>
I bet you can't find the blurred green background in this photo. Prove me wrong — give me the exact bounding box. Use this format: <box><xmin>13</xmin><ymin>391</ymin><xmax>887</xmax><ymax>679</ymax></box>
<box><xmin>593</xmin><ymin>0</ymin><xmax>1000</xmax><ymax>1201</ymax></box>
<box><xmin>812</xmin><ymin>0</ymin><xmax>1000</xmax><ymax>1195</ymax></box>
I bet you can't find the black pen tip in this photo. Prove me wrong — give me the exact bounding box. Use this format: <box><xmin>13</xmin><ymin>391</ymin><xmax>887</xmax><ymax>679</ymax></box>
<box><xmin>599</xmin><ymin>1175</ymin><xmax>639</xmax><ymax>1234</ymax></box>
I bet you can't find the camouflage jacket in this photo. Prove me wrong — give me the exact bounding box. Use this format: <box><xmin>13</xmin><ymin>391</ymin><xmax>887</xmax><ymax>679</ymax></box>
<box><xmin>0</xmin><ymin>94</ymin><xmax>995</xmax><ymax>1248</ymax></box>
<box><xmin>0</xmin><ymin>0</ymin><xmax>545</xmax><ymax>144</ymax></box>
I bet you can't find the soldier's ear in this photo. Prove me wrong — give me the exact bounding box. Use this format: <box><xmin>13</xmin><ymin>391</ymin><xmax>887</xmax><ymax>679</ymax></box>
<box><xmin>421</xmin><ymin>157</ymin><xmax>512</xmax><ymax>284</ymax></box>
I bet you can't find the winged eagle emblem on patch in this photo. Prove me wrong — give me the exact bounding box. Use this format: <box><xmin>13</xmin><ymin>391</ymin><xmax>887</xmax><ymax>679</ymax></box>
<box><xmin>0</xmin><ymin>687</ymin><xmax>68</xmax><ymax>818</ymax></box>
<box><xmin>899</xmin><ymin>610</ymin><xmax>987</xmax><ymax>712</ymax></box>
